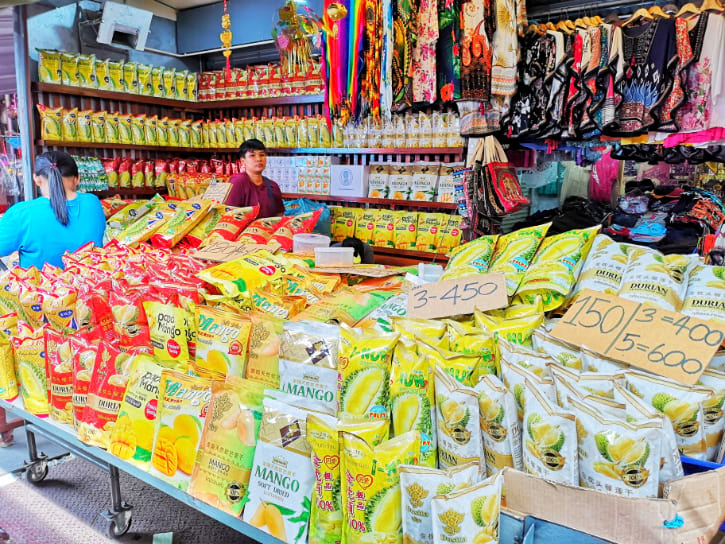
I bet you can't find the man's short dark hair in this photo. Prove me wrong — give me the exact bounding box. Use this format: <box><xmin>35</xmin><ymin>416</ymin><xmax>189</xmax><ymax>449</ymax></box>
<box><xmin>239</xmin><ymin>138</ymin><xmax>266</xmax><ymax>158</ymax></box>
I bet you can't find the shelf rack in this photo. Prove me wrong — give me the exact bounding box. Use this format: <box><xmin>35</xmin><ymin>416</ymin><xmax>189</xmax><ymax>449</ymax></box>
<box><xmin>281</xmin><ymin>192</ymin><xmax>457</xmax><ymax>210</ymax></box>
<box><xmin>0</xmin><ymin>397</ymin><xmax>284</xmax><ymax>543</ymax></box>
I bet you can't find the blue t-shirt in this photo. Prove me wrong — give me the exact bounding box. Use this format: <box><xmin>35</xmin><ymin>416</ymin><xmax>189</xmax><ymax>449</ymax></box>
<box><xmin>0</xmin><ymin>193</ymin><xmax>106</xmax><ymax>269</ymax></box>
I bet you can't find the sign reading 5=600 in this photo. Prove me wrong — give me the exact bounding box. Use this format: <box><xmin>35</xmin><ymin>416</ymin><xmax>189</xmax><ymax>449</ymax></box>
<box><xmin>551</xmin><ymin>289</ymin><xmax>725</xmax><ymax>385</ymax></box>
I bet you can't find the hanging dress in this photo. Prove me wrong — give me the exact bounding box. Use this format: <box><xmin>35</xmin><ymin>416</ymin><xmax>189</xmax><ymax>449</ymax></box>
<box><xmin>412</xmin><ymin>0</ymin><xmax>439</xmax><ymax>103</ymax></box>
<box><xmin>436</xmin><ymin>0</ymin><xmax>462</xmax><ymax>101</ymax></box>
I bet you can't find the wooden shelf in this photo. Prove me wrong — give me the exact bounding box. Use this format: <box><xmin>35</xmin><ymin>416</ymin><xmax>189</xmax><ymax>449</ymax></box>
<box><xmin>32</xmin><ymin>82</ymin><xmax>323</xmax><ymax>110</ymax></box>
<box><xmin>36</xmin><ymin>140</ymin><xmax>209</xmax><ymax>153</ymax></box>
<box><xmin>274</xmin><ymin>147</ymin><xmax>464</xmax><ymax>155</ymax></box>
<box><xmin>373</xmin><ymin>246</ymin><xmax>449</xmax><ymax>266</ymax></box>
<box><xmin>281</xmin><ymin>193</ymin><xmax>457</xmax><ymax>210</ymax></box>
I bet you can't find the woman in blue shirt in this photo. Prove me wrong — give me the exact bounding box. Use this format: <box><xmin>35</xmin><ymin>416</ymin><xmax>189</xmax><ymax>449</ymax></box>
<box><xmin>0</xmin><ymin>151</ymin><xmax>106</xmax><ymax>269</ymax></box>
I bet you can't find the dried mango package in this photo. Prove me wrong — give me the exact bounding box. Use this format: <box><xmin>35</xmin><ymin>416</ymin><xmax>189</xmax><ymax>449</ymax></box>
<box><xmin>341</xmin><ymin>430</ymin><xmax>420</xmax><ymax>544</ymax></box>
<box><xmin>682</xmin><ymin>265</ymin><xmax>725</xmax><ymax>327</ymax></box>
<box><xmin>78</xmin><ymin>344</ymin><xmax>136</xmax><ymax>449</ymax></box>
<box><xmin>278</xmin><ymin>320</ymin><xmax>339</xmax><ymax>368</ymax></box>
<box><xmin>12</xmin><ymin>322</ymin><xmax>49</xmax><ymax>416</ymax></box>
<box><xmin>488</xmin><ymin>224</ymin><xmax>550</xmax><ymax>297</ymax></box>
<box><xmin>105</xmin><ymin>197</ymin><xmax>160</xmax><ymax>240</ymax></box>
<box><xmin>355</xmin><ymin>293</ymin><xmax>408</xmax><ymax>333</ymax></box>
<box><xmin>278</xmin><ymin>358</ymin><xmax>338</xmax><ymax>415</ymax></box>
<box><xmin>194</xmin><ymin>305</ymin><xmax>251</xmax><ymax>378</ymax></box>
<box><xmin>695</xmin><ymin>370</ymin><xmax>725</xmax><ymax>461</ymax></box>
<box><xmin>400</xmin><ymin>462</ymin><xmax>480</xmax><ymax>544</ymax></box>
<box><xmin>618</xmin><ymin>250</ymin><xmax>696</xmax><ymax>312</ymax></box>
<box><xmin>416</xmin><ymin>213</ymin><xmax>443</xmax><ymax>252</ymax></box>
<box><xmin>145</xmin><ymin>301</ymin><xmax>190</xmax><ymax>363</ymax></box>
<box><xmin>150</xmin><ymin>370</ymin><xmax>212</xmax><ymax>491</ymax></box>
<box><xmin>355</xmin><ymin>209</ymin><xmax>377</xmax><ymax>245</ymax></box>
<box><xmin>373</xmin><ymin>211</ymin><xmax>397</xmax><ymax>248</ymax></box>
<box><xmin>476</xmin><ymin>374</ymin><xmax>523</xmax><ymax>476</ymax></box>
<box><xmin>0</xmin><ymin>332</ymin><xmax>17</xmax><ymax>401</ymax></box>
<box><xmin>431</xmin><ymin>472</ymin><xmax>503</xmax><ymax>544</ymax></box>
<box><xmin>515</xmin><ymin>226</ymin><xmax>599</xmax><ymax>311</ymax></box>
<box><xmin>109</xmin><ymin>354</ymin><xmax>164</xmax><ymax>470</ymax></box>
<box><xmin>189</xmin><ymin>376</ymin><xmax>267</xmax><ymax>515</ymax></box>
<box><xmin>331</xmin><ymin>207</ymin><xmax>360</xmax><ymax>242</ymax></box>
<box><xmin>246</xmin><ymin>311</ymin><xmax>284</xmax><ymax>387</ymax></box>
<box><xmin>500</xmin><ymin>358</ymin><xmax>556</xmax><ymax>423</ymax></box>
<box><xmin>625</xmin><ymin>370</ymin><xmax>711</xmax><ymax>460</ymax></box>
<box><xmin>150</xmin><ymin>200</ymin><xmax>212</xmax><ymax>249</ymax></box>
<box><xmin>394</xmin><ymin>211</ymin><xmax>418</xmax><ymax>250</ymax></box>
<box><xmin>46</xmin><ymin>330</ymin><xmax>73</xmax><ymax>424</ymax></box>
<box><xmin>435</xmin><ymin>367</ymin><xmax>481</xmax><ymax>470</ymax></box>
<box><xmin>569</xmin><ymin>396</ymin><xmax>660</xmax><ymax>498</ymax></box>
<box><xmin>244</xmin><ymin>398</ymin><xmax>316</xmax><ymax>544</ymax></box>
<box><xmin>338</xmin><ymin>325</ymin><xmax>399</xmax><ymax>419</ymax></box>
<box><xmin>185</xmin><ymin>205</ymin><xmax>231</xmax><ymax>247</ymax></box>
<box><xmin>391</xmin><ymin>342</ymin><xmax>436</xmax><ymax>466</ymax></box>
<box><xmin>293</xmin><ymin>289</ymin><xmax>395</xmax><ymax>327</ymax></box>
<box><xmin>436</xmin><ymin>215</ymin><xmax>463</xmax><ymax>255</ymax></box>
<box><xmin>522</xmin><ymin>379</ymin><xmax>579</xmax><ymax>486</ymax></box>
<box><xmin>569</xmin><ymin>235</ymin><xmax>635</xmax><ymax>301</ymax></box>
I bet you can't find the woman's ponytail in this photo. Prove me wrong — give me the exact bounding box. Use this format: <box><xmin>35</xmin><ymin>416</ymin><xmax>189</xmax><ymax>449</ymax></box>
<box><xmin>34</xmin><ymin>151</ymin><xmax>78</xmax><ymax>226</ymax></box>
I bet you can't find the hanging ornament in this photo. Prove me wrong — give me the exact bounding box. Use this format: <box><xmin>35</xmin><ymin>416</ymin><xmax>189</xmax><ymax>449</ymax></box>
<box><xmin>219</xmin><ymin>0</ymin><xmax>233</xmax><ymax>81</ymax></box>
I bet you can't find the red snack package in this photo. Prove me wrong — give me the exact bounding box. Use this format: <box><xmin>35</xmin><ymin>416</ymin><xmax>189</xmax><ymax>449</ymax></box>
<box><xmin>206</xmin><ymin>205</ymin><xmax>259</xmax><ymax>243</ymax></box>
<box><xmin>109</xmin><ymin>287</ymin><xmax>158</xmax><ymax>352</ymax></box>
<box><xmin>46</xmin><ymin>329</ymin><xmax>73</xmax><ymax>424</ymax></box>
<box><xmin>144</xmin><ymin>160</ymin><xmax>155</xmax><ymax>187</ymax></box>
<box><xmin>154</xmin><ymin>159</ymin><xmax>169</xmax><ymax>189</ymax></box>
<box><xmin>169</xmin><ymin>159</ymin><xmax>180</xmax><ymax>174</ymax></box>
<box><xmin>237</xmin><ymin>66</ymin><xmax>249</xmax><ymax>98</ymax></box>
<box><xmin>225</xmin><ymin>69</ymin><xmax>237</xmax><ymax>99</ymax></box>
<box><xmin>237</xmin><ymin>216</ymin><xmax>288</xmax><ymax>245</ymax></box>
<box><xmin>211</xmin><ymin>159</ymin><xmax>224</xmax><ymax>175</ymax></box>
<box><xmin>131</xmin><ymin>160</ymin><xmax>146</xmax><ymax>188</ymax></box>
<box><xmin>198</xmin><ymin>72</ymin><xmax>210</xmax><ymax>101</ymax></box>
<box><xmin>268</xmin><ymin>63</ymin><xmax>281</xmax><ymax>97</ymax></box>
<box><xmin>70</xmin><ymin>332</ymin><xmax>98</xmax><ymax>429</ymax></box>
<box><xmin>103</xmin><ymin>157</ymin><xmax>121</xmax><ymax>188</ymax></box>
<box><xmin>270</xmin><ymin>209</ymin><xmax>322</xmax><ymax>251</ymax></box>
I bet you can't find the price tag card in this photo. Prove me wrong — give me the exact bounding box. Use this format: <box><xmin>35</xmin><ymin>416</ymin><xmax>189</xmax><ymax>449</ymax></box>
<box><xmin>311</xmin><ymin>266</ymin><xmax>405</xmax><ymax>278</ymax></box>
<box><xmin>550</xmin><ymin>289</ymin><xmax>725</xmax><ymax>385</ymax></box>
<box><xmin>407</xmin><ymin>273</ymin><xmax>507</xmax><ymax>320</ymax></box>
<box><xmin>201</xmin><ymin>182</ymin><xmax>232</xmax><ymax>203</ymax></box>
<box><xmin>193</xmin><ymin>240</ymin><xmax>271</xmax><ymax>262</ymax></box>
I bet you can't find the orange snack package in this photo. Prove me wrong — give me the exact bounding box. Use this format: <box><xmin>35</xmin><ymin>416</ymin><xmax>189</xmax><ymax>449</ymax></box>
<box><xmin>70</xmin><ymin>332</ymin><xmax>99</xmax><ymax>430</ymax></box>
<box><xmin>204</xmin><ymin>205</ymin><xmax>260</xmax><ymax>244</ymax></box>
<box><xmin>237</xmin><ymin>216</ymin><xmax>287</xmax><ymax>245</ymax></box>
<box><xmin>270</xmin><ymin>210</ymin><xmax>322</xmax><ymax>251</ymax></box>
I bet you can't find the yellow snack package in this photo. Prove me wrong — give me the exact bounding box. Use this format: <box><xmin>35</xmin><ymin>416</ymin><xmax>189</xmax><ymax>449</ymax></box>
<box><xmin>441</xmin><ymin>235</ymin><xmax>499</xmax><ymax>281</ymax></box>
<box><xmin>189</xmin><ymin>376</ymin><xmax>266</xmax><ymax>515</ymax></box>
<box><xmin>392</xmin><ymin>316</ymin><xmax>448</xmax><ymax>347</ymax></box>
<box><xmin>61</xmin><ymin>52</ymin><xmax>78</xmax><ymax>86</ymax></box>
<box><xmin>116</xmin><ymin>202</ymin><xmax>179</xmax><ymax>246</ymax></box>
<box><xmin>373</xmin><ymin>210</ymin><xmax>396</xmax><ymax>248</ymax></box>
<box><xmin>338</xmin><ymin>324</ymin><xmax>399</xmax><ymax>419</ymax></box>
<box><xmin>144</xmin><ymin>301</ymin><xmax>190</xmax><ymax>363</ymax></box>
<box><xmin>136</xmin><ymin>63</ymin><xmax>152</xmax><ymax>95</ymax></box>
<box><xmin>12</xmin><ymin>322</ymin><xmax>49</xmax><ymax>416</ymax></box>
<box><xmin>42</xmin><ymin>286</ymin><xmax>78</xmax><ymax>334</ymax></box>
<box><xmin>421</xmin><ymin>341</ymin><xmax>480</xmax><ymax>387</ymax></box>
<box><xmin>105</xmin><ymin>111</ymin><xmax>120</xmax><ymax>144</ymax></box>
<box><xmin>150</xmin><ymin>200</ymin><xmax>212</xmax><ymax>249</ymax></box>
<box><xmin>341</xmin><ymin>430</ymin><xmax>421</xmax><ymax>544</ymax></box>
<box><xmin>355</xmin><ymin>209</ymin><xmax>377</xmax><ymax>245</ymax></box>
<box><xmin>194</xmin><ymin>305</ymin><xmax>251</xmax><ymax>378</ymax></box>
<box><xmin>391</xmin><ymin>342</ymin><xmax>436</xmax><ymax>466</ymax></box>
<box><xmin>117</xmin><ymin>113</ymin><xmax>133</xmax><ymax>145</ymax></box>
<box><xmin>62</xmin><ymin>107</ymin><xmax>78</xmax><ymax>142</ymax></box>
<box><xmin>175</xmin><ymin>70</ymin><xmax>188</xmax><ymax>100</ymax></box>
<box><xmin>416</xmin><ymin>213</ymin><xmax>441</xmax><ymax>252</ymax></box>
<box><xmin>515</xmin><ymin>226</ymin><xmax>599</xmax><ymax>310</ymax></box>
<box><xmin>151</xmin><ymin>66</ymin><xmax>163</xmax><ymax>97</ymax></box>
<box><xmin>179</xmin><ymin>119</ymin><xmax>192</xmax><ymax>147</ymax></box>
<box><xmin>122</xmin><ymin>61</ymin><xmax>138</xmax><ymax>94</ymax></box>
<box><xmin>0</xmin><ymin>332</ymin><xmax>18</xmax><ymax>401</ymax></box>
<box><xmin>436</xmin><ymin>215</ymin><xmax>463</xmax><ymax>255</ymax></box>
<box><xmin>394</xmin><ymin>211</ymin><xmax>418</xmax><ymax>250</ymax></box>
<box><xmin>131</xmin><ymin>114</ymin><xmax>146</xmax><ymax>145</ymax></box>
<box><xmin>434</xmin><ymin>366</ymin><xmax>481</xmax><ymax>469</ymax></box>
<box><xmin>77</xmin><ymin>54</ymin><xmax>96</xmax><ymax>88</ymax></box>
<box><xmin>246</xmin><ymin>311</ymin><xmax>284</xmax><ymax>387</ymax></box>
<box><xmin>162</xmin><ymin>68</ymin><xmax>176</xmax><ymax>98</ymax></box>
<box><xmin>95</xmin><ymin>58</ymin><xmax>109</xmax><ymax>91</ymax></box>
<box><xmin>618</xmin><ymin>250</ymin><xmax>697</xmax><ymax>312</ymax></box>
<box><xmin>38</xmin><ymin>49</ymin><xmax>61</xmax><ymax>84</ymax></box>
<box><xmin>0</xmin><ymin>312</ymin><xmax>17</xmax><ymax>337</ymax></box>
<box><xmin>186</xmin><ymin>72</ymin><xmax>197</xmax><ymax>101</ymax></box>
<box><xmin>157</xmin><ymin>117</ymin><xmax>170</xmax><ymax>146</ymax></box>
<box><xmin>37</xmin><ymin>105</ymin><xmax>63</xmax><ymax>141</ymax></box>
<box><xmin>144</xmin><ymin>115</ymin><xmax>158</xmax><ymax>146</ymax></box>
<box><xmin>149</xmin><ymin>370</ymin><xmax>212</xmax><ymax>491</ymax></box>
<box><xmin>307</xmin><ymin>414</ymin><xmax>344</xmax><ymax>544</ymax></box>
<box><xmin>447</xmin><ymin>320</ymin><xmax>496</xmax><ymax>380</ymax></box>
<box><xmin>284</xmin><ymin>117</ymin><xmax>298</xmax><ymax>147</ymax></box>
<box><xmin>168</xmin><ymin>119</ymin><xmax>181</xmax><ymax>147</ymax></box>
<box><xmin>197</xmin><ymin>249</ymin><xmax>286</xmax><ymax>298</ymax></box>
<box><xmin>332</xmin><ymin>207</ymin><xmax>360</xmax><ymax>242</ymax></box>
<box><xmin>77</xmin><ymin>109</ymin><xmax>93</xmax><ymax>143</ymax></box>
<box><xmin>475</xmin><ymin>304</ymin><xmax>543</xmax><ymax>347</ymax></box>
<box><xmin>488</xmin><ymin>224</ymin><xmax>551</xmax><ymax>297</ymax></box>
<box><xmin>91</xmin><ymin>111</ymin><xmax>106</xmax><ymax>143</ymax></box>
<box><xmin>191</xmin><ymin>120</ymin><xmax>203</xmax><ymax>148</ymax></box>
<box><xmin>109</xmin><ymin>355</ymin><xmax>165</xmax><ymax>469</ymax></box>
<box><xmin>108</xmin><ymin>60</ymin><xmax>124</xmax><ymax>91</ymax></box>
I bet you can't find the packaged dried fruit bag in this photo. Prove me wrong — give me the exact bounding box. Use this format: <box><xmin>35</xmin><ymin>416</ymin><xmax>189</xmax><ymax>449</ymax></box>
<box><xmin>17</xmin><ymin>283</ymin><xmax>45</xmax><ymax>329</ymax></box>
<box><xmin>278</xmin><ymin>320</ymin><xmax>339</xmax><ymax>368</ymax></box>
<box><xmin>0</xmin><ymin>312</ymin><xmax>17</xmax><ymax>337</ymax></box>
<box><xmin>625</xmin><ymin>370</ymin><xmax>711</xmax><ymax>459</ymax></box>
<box><xmin>569</xmin><ymin>396</ymin><xmax>660</xmax><ymax>497</ymax></box>
<box><xmin>109</xmin><ymin>354</ymin><xmax>164</xmax><ymax>469</ymax></box>
<box><xmin>0</xmin><ymin>332</ymin><xmax>18</xmax><ymax>401</ymax></box>
<box><xmin>70</xmin><ymin>333</ymin><xmax>98</xmax><ymax>429</ymax></box>
<box><xmin>420</xmin><ymin>342</ymin><xmax>479</xmax><ymax>387</ymax></box>
<box><xmin>189</xmin><ymin>376</ymin><xmax>267</xmax><ymax>515</ymax></box>
<box><xmin>515</xmin><ymin>226</ymin><xmax>600</xmax><ymax>311</ymax></box>
<box><xmin>434</xmin><ymin>367</ymin><xmax>481</xmax><ymax>470</ymax></box>
<box><xmin>522</xmin><ymin>379</ymin><xmax>578</xmax><ymax>485</ymax></box>
<box><xmin>37</xmin><ymin>104</ymin><xmax>62</xmax><ymax>141</ymax></box>
<box><xmin>695</xmin><ymin>369</ymin><xmax>725</xmax><ymax>461</ymax></box>
<box><xmin>194</xmin><ymin>305</ymin><xmax>251</xmax><ymax>378</ymax></box>
<box><xmin>340</xmin><ymin>430</ymin><xmax>420</xmax><ymax>544</ymax></box>
<box><xmin>46</xmin><ymin>330</ymin><xmax>73</xmax><ymax>424</ymax></box>
<box><xmin>42</xmin><ymin>287</ymin><xmax>78</xmax><ymax>333</ymax></box>
<box><xmin>278</xmin><ymin>358</ymin><xmax>338</xmax><ymax>415</ymax></box>
<box><xmin>271</xmin><ymin>210</ymin><xmax>323</xmax><ymax>251</ymax></box>
<box><xmin>38</xmin><ymin>49</ymin><xmax>61</xmax><ymax>84</ymax></box>
<box><xmin>568</xmin><ymin>235</ymin><xmax>636</xmax><ymax>301</ymax></box>
<box><xmin>475</xmin><ymin>374</ymin><xmax>523</xmax><ymax>476</ymax></box>
<box><xmin>150</xmin><ymin>370</ymin><xmax>212</xmax><ymax>491</ymax></box>
<box><xmin>446</xmin><ymin>320</ymin><xmax>496</xmax><ymax>380</ymax></box>
<box><xmin>681</xmin><ymin>264</ymin><xmax>725</xmax><ymax>327</ymax></box>
<box><xmin>116</xmin><ymin>202</ymin><xmax>180</xmax><ymax>246</ymax></box>
<box><xmin>12</xmin><ymin>322</ymin><xmax>49</xmax><ymax>416</ymax></box>
<box><xmin>399</xmin><ymin>462</ymin><xmax>480</xmax><ymax>544</ymax></box>
<box><xmin>431</xmin><ymin>472</ymin><xmax>503</xmax><ymax>544</ymax></box>
<box><xmin>488</xmin><ymin>224</ymin><xmax>550</xmax><ymax>297</ymax></box>
<box><xmin>246</xmin><ymin>311</ymin><xmax>284</xmax><ymax>387</ymax></box>
<box><xmin>237</xmin><ymin>216</ymin><xmax>288</xmax><ymax>245</ymax></box>
<box><xmin>338</xmin><ymin>325</ymin><xmax>399</xmax><ymax>419</ymax></box>
<box><xmin>390</xmin><ymin>341</ymin><xmax>436</xmax><ymax>467</ymax></box>
<box><xmin>78</xmin><ymin>343</ymin><xmax>136</xmax><ymax>448</ymax></box>
<box><xmin>243</xmin><ymin>398</ymin><xmax>318</xmax><ymax>544</ymax></box>
<box><xmin>531</xmin><ymin>329</ymin><xmax>582</xmax><ymax>371</ymax></box>
<box><xmin>109</xmin><ymin>288</ymin><xmax>154</xmax><ymax>352</ymax></box>
<box><xmin>618</xmin><ymin>250</ymin><xmax>697</xmax><ymax>312</ymax></box>
<box><xmin>500</xmin><ymin>358</ymin><xmax>556</xmax><ymax>423</ymax></box>
<box><xmin>204</xmin><ymin>205</ymin><xmax>260</xmax><ymax>243</ymax></box>
<box><xmin>145</xmin><ymin>300</ymin><xmax>191</xmax><ymax>364</ymax></box>
<box><xmin>61</xmin><ymin>52</ymin><xmax>78</xmax><ymax>86</ymax></box>
<box><xmin>150</xmin><ymin>200</ymin><xmax>212</xmax><ymax>249</ymax></box>
<box><xmin>549</xmin><ymin>365</ymin><xmax>623</xmax><ymax>401</ymax></box>
<box><xmin>60</xmin><ymin>107</ymin><xmax>77</xmax><ymax>142</ymax></box>
<box><xmin>77</xmin><ymin>109</ymin><xmax>93</xmax><ymax>143</ymax></box>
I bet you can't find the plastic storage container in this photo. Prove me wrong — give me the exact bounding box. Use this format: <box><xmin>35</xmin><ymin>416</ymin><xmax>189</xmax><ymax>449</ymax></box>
<box><xmin>293</xmin><ymin>233</ymin><xmax>331</xmax><ymax>256</ymax></box>
<box><xmin>315</xmin><ymin>247</ymin><xmax>354</xmax><ymax>267</ymax></box>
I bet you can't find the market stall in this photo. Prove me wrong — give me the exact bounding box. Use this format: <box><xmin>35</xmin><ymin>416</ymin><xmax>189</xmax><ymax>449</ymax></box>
<box><xmin>2</xmin><ymin>0</ymin><xmax>725</xmax><ymax>542</ymax></box>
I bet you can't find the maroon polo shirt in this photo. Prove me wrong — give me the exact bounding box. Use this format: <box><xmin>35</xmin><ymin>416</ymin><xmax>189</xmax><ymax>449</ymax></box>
<box><xmin>225</xmin><ymin>172</ymin><xmax>285</xmax><ymax>218</ymax></box>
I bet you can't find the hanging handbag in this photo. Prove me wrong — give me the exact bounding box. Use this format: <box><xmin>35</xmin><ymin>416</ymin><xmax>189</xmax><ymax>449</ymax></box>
<box><xmin>483</xmin><ymin>136</ymin><xmax>530</xmax><ymax>214</ymax></box>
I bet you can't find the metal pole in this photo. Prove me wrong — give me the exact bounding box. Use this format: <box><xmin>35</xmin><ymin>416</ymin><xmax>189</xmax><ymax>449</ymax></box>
<box><xmin>12</xmin><ymin>5</ymin><xmax>33</xmax><ymax>201</ymax></box>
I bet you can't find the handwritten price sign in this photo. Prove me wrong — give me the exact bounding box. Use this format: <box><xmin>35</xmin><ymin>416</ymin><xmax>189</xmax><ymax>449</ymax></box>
<box><xmin>201</xmin><ymin>182</ymin><xmax>232</xmax><ymax>203</ymax></box>
<box><xmin>407</xmin><ymin>273</ymin><xmax>507</xmax><ymax>319</ymax></box>
<box><xmin>192</xmin><ymin>240</ymin><xmax>273</xmax><ymax>262</ymax></box>
<box><xmin>551</xmin><ymin>289</ymin><xmax>725</xmax><ymax>385</ymax></box>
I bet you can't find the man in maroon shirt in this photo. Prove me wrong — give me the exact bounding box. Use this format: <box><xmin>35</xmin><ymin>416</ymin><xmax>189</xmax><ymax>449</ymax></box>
<box><xmin>225</xmin><ymin>139</ymin><xmax>285</xmax><ymax>218</ymax></box>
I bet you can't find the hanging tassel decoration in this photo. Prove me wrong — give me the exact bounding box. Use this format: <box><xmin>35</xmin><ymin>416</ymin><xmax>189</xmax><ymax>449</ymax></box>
<box><xmin>220</xmin><ymin>0</ymin><xmax>233</xmax><ymax>81</ymax></box>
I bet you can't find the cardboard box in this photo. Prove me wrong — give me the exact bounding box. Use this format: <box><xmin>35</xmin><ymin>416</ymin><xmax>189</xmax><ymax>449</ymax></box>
<box><xmin>330</xmin><ymin>165</ymin><xmax>370</xmax><ymax>198</ymax></box>
<box><xmin>501</xmin><ymin>467</ymin><xmax>725</xmax><ymax>544</ymax></box>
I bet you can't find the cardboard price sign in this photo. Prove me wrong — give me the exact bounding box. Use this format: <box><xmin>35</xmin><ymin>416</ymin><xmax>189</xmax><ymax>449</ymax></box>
<box><xmin>407</xmin><ymin>273</ymin><xmax>507</xmax><ymax>319</ymax></box>
<box><xmin>551</xmin><ymin>289</ymin><xmax>725</xmax><ymax>385</ymax></box>
<box><xmin>192</xmin><ymin>240</ymin><xmax>271</xmax><ymax>262</ymax></box>
<box><xmin>201</xmin><ymin>182</ymin><xmax>232</xmax><ymax>203</ymax></box>
<box><xmin>311</xmin><ymin>266</ymin><xmax>405</xmax><ymax>278</ymax></box>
